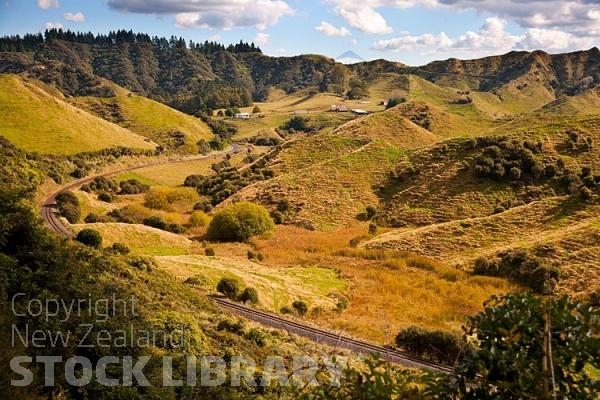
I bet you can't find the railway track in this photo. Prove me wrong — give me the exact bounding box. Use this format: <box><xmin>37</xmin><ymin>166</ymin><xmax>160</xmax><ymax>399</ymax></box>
<box><xmin>40</xmin><ymin>145</ymin><xmax>240</xmax><ymax>236</ymax></box>
<box><xmin>40</xmin><ymin>145</ymin><xmax>455</xmax><ymax>375</ymax></box>
<box><xmin>213</xmin><ymin>297</ymin><xmax>455</xmax><ymax>373</ymax></box>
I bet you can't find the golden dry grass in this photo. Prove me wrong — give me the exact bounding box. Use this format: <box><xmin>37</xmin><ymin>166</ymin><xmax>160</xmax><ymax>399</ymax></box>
<box><xmin>72</xmin><ymin>223</ymin><xmax>196</xmax><ymax>256</ymax></box>
<box><xmin>249</xmin><ymin>225</ymin><xmax>510</xmax><ymax>343</ymax></box>
<box><xmin>155</xmin><ymin>254</ymin><xmax>347</xmax><ymax>312</ymax></box>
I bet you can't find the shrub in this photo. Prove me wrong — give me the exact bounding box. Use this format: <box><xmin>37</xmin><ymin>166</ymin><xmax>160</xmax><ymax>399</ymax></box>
<box><xmin>143</xmin><ymin>188</ymin><xmax>169</xmax><ymax>210</ymax></box>
<box><xmin>106</xmin><ymin>242</ymin><xmax>130</xmax><ymax>255</ymax></box>
<box><xmin>365</xmin><ymin>205</ymin><xmax>378</xmax><ymax>220</ymax></box>
<box><xmin>386</xmin><ymin>96</ymin><xmax>406</xmax><ymax>109</ymax></box>
<box><xmin>252</xmin><ymin>105</ymin><xmax>261</xmax><ymax>114</ymax></box>
<box><xmin>280</xmin><ymin>306</ymin><xmax>293</xmax><ymax>314</ymax></box>
<box><xmin>189</xmin><ymin>211</ymin><xmax>210</xmax><ymax>227</ymax></box>
<box><xmin>281</xmin><ymin>116</ymin><xmax>308</xmax><ymax>132</ymax></box>
<box><xmin>509</xmin><ymin>167</ymin><xmax>522</xmax><ymax>180</ymax></box>
<box><xmin>144</xmin><ymin>187</ymin><xmax>199</xmax><ymax>210</ymax></box>
<box><xmin>271</xmin><ymin>211</ymin><xmax>285</xmax><ymax>224</ymax></box>
<box><xmin>395</xmin><ymin>326</ymin><xmax>465</xmax><ymax>365</ymax></box>
<box><xmin>184</xmin><ymin>174</ymin><xmax>205</xmax><ymax>188</ymax></box>
<box><xmin>472</xmin><ymin>250</ymin><xmax>559</xmax><ymax>294</ymax></box>
<box><xmin>580</xmin><ymin>186</ymin><xmax>593</xmax><ymax>201</ymax></box>
<box><xmin>493</xmin><ymin>205</ymin><xmax>506</xmax><ymax>214</ymax></box>
<box><xmin>84</xmin><ymin>213</ymin><xmax>99</xmax><ymax>223</ymax></box>
<box><xmin>184</xmin><ymin>276</ymin><xmax>201</xmax><ymax>286</ymax></box>
<box><xmin>368</xmin><ymin>223</ymin><xmax>378</xmax><ymax>236</ymax></box>
<box><xmin>98</xmin><ymin>191</ymin><xmax>113</xmax><ymax>203</ymax></box>
<box><xmin>205</xmin><ymin>247</ymin><xmax>215</xmax><ymax>256</ymax></box>
<box><xmin>75</xmin><ymin>228</ymin><xmax>103</xmax><ymax>249</ymax></box>
<box><xmin>81</xmin><ymin>176</ymin><xmax>119</xmax><ymax>194</ymax></box>
<box><xmin>277</xmin><ymin>199</ymin><xmax>290</xmax><ymax>213</ymax></box>
<box><xmin>292</xmin><ymin>300</ymin><xmax>308</xmax><ymax>316</ymax></box>
<box><xmin>71</xmin><ymin>167</ymin><xmax>87</xmax><ymax>179</ymax></box>
<box><xmin>118</xmin><ymin>179</ymin><xmax>149</xmax><ymax>194</ymax></box>
<box><xmin>239</xmin><ymin>287</ymin><xmax>259</xmax><ymax>304</ymax></box>
<box><xmin>55</xmin><ymin>190</ymin><xmax>79</xmax><ymax>207</ymax></box>
<box><xmin>207</xmin><ymin>202</ymin><xmax>274</xmax><ymax>242</ymax></box>
<box><xmin>166</xmin><ymin>223</ymin><xmax>185</xmax><ymax>234</ymax></box>
<box><xmin>59</xmin><ymin>203</ymin><xmax>81</xmax><ymax>223</ymax></box>
<box><xmin>246</xmin><ymin>328</ymin><xmax>266</xmax><ymax>347</ymax></box>
<box><xmin>217</xmin><ymin>277</ymin><xmax>240</xmax><ymax>299</ymax></box>
<box><xmin>217</xmin><ymin>319</ymin><xmax>245</xmax><ymax>335</ymax></box>
<box><xmin>143</xmin><ymin>215</ymin><xmax>167</xmax><ymax>230</ymax></box>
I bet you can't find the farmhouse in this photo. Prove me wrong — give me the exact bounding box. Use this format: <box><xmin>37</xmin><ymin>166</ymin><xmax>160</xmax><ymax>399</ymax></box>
<box><xmin>234</xmin><ymin>112</ymin><xmax>251</xmax><ymax>119</ymax></box>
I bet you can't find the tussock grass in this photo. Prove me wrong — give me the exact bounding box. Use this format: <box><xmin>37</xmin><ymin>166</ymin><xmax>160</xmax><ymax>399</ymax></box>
<box><xmin>248</xmin><ymin>225</ymin><xmax>510</xmax><ymax>343</ymax></box>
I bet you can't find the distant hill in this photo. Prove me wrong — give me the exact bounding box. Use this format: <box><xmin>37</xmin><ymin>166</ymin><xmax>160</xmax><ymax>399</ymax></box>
<box><xmin>337</xmin><ymin>50</ymin><xmax>364</xmax><ymax>64</ymax></box>
<box><xmin>416</xmin><ymin>47</ymin><xmax>600</xmax><ymax>95</ymax></box>
<box><xmin>2</xmin><ymin>30</ymin><xmax>597</xmax><ymax>118</ymax></box>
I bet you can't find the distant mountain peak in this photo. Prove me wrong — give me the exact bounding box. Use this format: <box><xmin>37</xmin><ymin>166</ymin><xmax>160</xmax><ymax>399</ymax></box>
<box><xmin>336</xmin><ymin>50</ymin><xmax>364</xmax><ymax>64</ymax></box>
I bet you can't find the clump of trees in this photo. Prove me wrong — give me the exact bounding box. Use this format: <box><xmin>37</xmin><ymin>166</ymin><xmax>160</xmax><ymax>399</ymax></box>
<box><xmin>184</xmin><ymin>161</ymin><xmax>276</xmax><ymax>206</ymax></box>
<box><xmin>395</xmin><ymin>326</ymin><xmax>465</xmax><ymax>365</ymax></box>
<box><xmin>142</xmin><ymin>215</ymin><xmax>186</xmax><ymax>234</ymax></box>
<box><xmin>55</xmin><ymin>190</ymin><xmax>81</xmax><ymax>223</ymax></box>
<box><xmin>472</xmin><ymin>138</ymin><xmax>544</xmax><ymax>181</ymax></box>
<box><xmin>216</xmin><ymin>277</ymin><xmax>259</xmax><ymax>304</ymax></box>
<box><xmin>280</xmin><ymin>116</ymin><xmax>310</xmax><ymax>133</ymax></box>
<box><xmin>207</xmin><ymin>202</ymin><xmax>274</xmax><ymax>242</ymax></box>
<box><xmin>473</xmin><ymin>249</ymin><xmax>560</xmax><ymax>294</ymax></box>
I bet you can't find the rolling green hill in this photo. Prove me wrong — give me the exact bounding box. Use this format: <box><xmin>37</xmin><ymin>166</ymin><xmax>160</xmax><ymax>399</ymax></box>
<box><xmin>0</xmin><ymin>74</ymin><xmax>156</xmax><ymax>154</ymax></box>
<box><xmin>69</xmin><ymin>82</ymin><xmax>212</xmax><ymax>153</ymax></box>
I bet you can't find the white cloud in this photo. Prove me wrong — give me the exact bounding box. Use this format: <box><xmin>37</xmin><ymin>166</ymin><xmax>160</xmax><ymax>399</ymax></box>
<box><xmin>254</xmin><ymin>32</ymin><xmax>269</xmax><ymax>45</ymax></box>
<box><xmin>372</xmin><ymin>32</ymin><xmax>453</xmax><ymax>52</ymax></box>
<box><xmin>109</xmin><ymin>0</ymin><xmax>293</xmax><ymax>30</ymax></box>
<box><xmin>333</xmin><ymin>3</ymin><xmax>392</xmax><ymax>34</ymax></box>
<box><xmin>45</xmin><ymin>22</ymin><xmax>63</xmax><ymax>30</ymax></box>
<box><xmin>315</xmin><ymin>21</ymin><xmax>351</xmax><ymax>37</ymax></box>
<box><xmin>328</xmin><ymin>0</ymin><xmax>600</xmax><ymax>46</ymax></box>
<box><xmin>517</xmin><ymin>28</ymin><xmax>595</xmax><ymax>51</ymax></box>
<box><xmin>207</xmin><ymin>34</ymin><xmax>222</xmax><ymax>42</ymax></box>
<box><xmin>373</xmin><ymin>17</ymin><xmax>517</xmax><ymax>53</ymax></box>
<box><xmin>38</xmin><ymin>0</ymin><xmax>58</xmax><ymax>10</ymax></box>
<box><xmin>452</xmin><ymin>17</ymin><xmax>520</xmax><ymax>51</ymax></box>
<box><xmin>64</xmin><ymin>12</ymin><xmax>85</xmax><ymax>22</ymax></box>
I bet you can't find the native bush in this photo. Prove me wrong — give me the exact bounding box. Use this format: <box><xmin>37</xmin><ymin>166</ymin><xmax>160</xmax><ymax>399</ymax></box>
<box><xmin>207</xmin><ymin>202</ymin><xmax>274</xmax><ymax>242</ymax></box>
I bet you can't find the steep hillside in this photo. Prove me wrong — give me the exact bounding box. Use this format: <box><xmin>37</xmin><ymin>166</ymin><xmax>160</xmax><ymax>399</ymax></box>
<box><xmin>69</xmin><ymin>82</ymin><xmax>212</xmax><ymax>153</ymax></box>
<box><xmin>0</xmin><ymin>74</ymin><xmax>156</xmax><ymax>154</ymax></box>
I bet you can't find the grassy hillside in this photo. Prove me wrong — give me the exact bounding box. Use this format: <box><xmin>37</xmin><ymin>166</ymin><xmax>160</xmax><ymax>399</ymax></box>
<box><xmin>366</xmin><ymin>115</ymin><xmax>600</xmax><ymax>299</ymax></box>
<box><xmin>69</xmin><ymin>82</ymin><xmax>213</xmax><ymax>153</ymax></box>
<box><xmin>0</xmin><ymin>74</ymin><xmax>156</xmax><ymax>154</ymax></box>
<box><xmin>227</xmin><ymin>105</ymin><xmax>444</xmax><ymax>229</ymax></box>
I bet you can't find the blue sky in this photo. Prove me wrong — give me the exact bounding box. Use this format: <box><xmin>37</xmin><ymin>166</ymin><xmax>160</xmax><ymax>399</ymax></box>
<box><xmin>0</xmin><ymin>0</ymin><xmax>598</xmax><ymax>65</ymax></box>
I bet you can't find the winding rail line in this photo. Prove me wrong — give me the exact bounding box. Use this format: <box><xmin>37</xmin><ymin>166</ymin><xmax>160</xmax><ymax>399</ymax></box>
<box><xmin>214</xmin><ymin>298</ymin><xmax>455</xmax><ymax>373</ymax></box>
<box><xmin>40</xmin><ymin>145</ymin><xmax>241</xmax><ymax>237</ymax></box>
<box><xmin>40</xmin><ymin>146</ymin><xmax>454</xmax><ymax>374</ymax></box>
